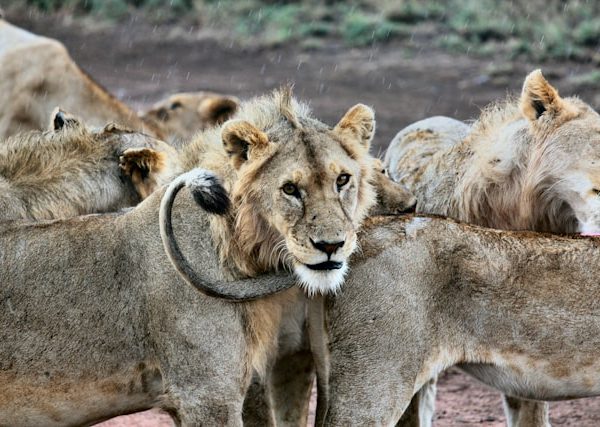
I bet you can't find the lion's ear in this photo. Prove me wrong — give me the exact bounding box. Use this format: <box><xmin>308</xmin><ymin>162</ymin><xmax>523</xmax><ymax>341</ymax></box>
<box><xmin>334</xmin><ymin>104</ymin><xmax>375</xmax><ymax>152</ymax></box>
<box><xmin>120</xmin><ymin>148</ymin><xmax>167</xmax><ymax>199</ymax></box>
<box><xmin>51</xmin><ymin>108</ymin><xmax>81</xmax><ymax>130</ymax></box>
<box><xmin>198</xmin><ymin>96</ymin><xmax>239</xmax><ymax>126</ymax></box>
<box><xmin>520</xmin><ymin>69</ymin><xmax>569</xmax><ymax>122</ymax></box>
<box><xmin>221</xmin><ymin>119</ymin><xmax>271</xmax><ymax>169</ymax></box>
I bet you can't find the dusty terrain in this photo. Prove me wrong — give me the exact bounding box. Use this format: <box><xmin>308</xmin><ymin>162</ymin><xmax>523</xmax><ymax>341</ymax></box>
<box><xmin>7</xmin><ymin>14</ymin><xmax>600</xmax><ymax>426</ymax></box>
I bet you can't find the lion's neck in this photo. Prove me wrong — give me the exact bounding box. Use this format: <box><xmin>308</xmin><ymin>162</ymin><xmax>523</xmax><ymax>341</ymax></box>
<box><xmin>210</xmin><ymin>200</ymin><xmax>286</xmax><ymax>279</ymax></box>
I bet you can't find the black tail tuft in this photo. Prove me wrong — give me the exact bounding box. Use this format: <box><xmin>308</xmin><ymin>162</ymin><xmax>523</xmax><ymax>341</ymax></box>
<box><xmin>189</xmin><ymin>174</ymin><xmax>231</xmax><ymax>216</ymax></box>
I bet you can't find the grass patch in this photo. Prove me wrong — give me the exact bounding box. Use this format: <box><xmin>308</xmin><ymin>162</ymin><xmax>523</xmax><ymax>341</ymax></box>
<box><xmin>10</xmin><ymin>0</ymin><xmax>600</xmax><ymax>60</ymax></box>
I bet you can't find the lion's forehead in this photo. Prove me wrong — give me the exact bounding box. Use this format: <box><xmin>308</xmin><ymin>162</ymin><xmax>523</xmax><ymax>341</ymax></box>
<box><xmin>270</xmin><ymin>130</ymin><xmax>362</xmax><ymax>182</ymax></box>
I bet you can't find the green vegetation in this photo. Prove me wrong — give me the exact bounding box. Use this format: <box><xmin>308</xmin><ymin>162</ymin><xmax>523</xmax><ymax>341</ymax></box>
<box><xmin>8</xmin><ymin>0</ymin><xmax>600</xmax><ymax>61</ymax></box>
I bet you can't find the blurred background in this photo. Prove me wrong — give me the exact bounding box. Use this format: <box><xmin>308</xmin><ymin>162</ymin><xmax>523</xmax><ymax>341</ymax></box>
<box><xmin>3</xmin><ymin>1</ymin><xmax>600</xmax><ymax>425</ymax></box>
<box><xmin>5</xmin><ymin>0</ymin><xmax>600</xmax><ymax>153</ymax></box>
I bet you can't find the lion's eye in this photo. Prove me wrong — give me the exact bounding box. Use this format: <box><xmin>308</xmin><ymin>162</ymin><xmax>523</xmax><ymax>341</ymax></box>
<box><xmin>282</xmin><ymin>182</ymin><xmax>300</xmax><ymax>197</ymax></box>
<box><xmin>593</xmin><ymin>188</ymin><xmax>600</xmax><ymax>196</ymax></box>
<box><xmin>336</xmin><ymin>173</ymin><xmax>351</xmax><ymax>190</ymax></box>
<box><xmin>170</xmin><ymin>101</ymin><xmax>183</xmax><ymax>110</ymax></box>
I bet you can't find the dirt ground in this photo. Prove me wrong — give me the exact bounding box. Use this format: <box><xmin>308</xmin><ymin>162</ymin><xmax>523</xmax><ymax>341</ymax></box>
<box><xmin>8</xmin><ymin>14</ymin><xmax>600</xmax><ymax>426</ymax></box>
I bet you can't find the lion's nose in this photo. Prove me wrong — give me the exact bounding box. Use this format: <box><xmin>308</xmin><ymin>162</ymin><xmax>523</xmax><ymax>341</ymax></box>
<box><xmin>311</xmin><ymin>239</ymin><xmax>345</xmax><ymax>257</ymax></box>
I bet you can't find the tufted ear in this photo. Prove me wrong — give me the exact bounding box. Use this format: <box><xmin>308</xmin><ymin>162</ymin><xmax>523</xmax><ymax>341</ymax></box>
<box><xmin>221</xmin><ymin>119</ymin><xmax>271</xmax><ymax>169</ymax></box>
<box><xmin>334</xmin><ymin>104</ymin><xmax>375</xmax><ymax>152</ymax></box>
<box><xmin>120</xmin><ymin>148</ymin><xmax>167</xmax><ymax>199</ymax></box>
<box><xmin>198</xmin><ymin>96</ymin><xmax>239</xmax><ymax>125</ymax></box>
<box><xmin>520</xmin><ymin>69</ymin><xmax>569</xmax><ymax>122</ymax></box>
<box><xmin>50</xmin><ymin>108</ymin><xmax>81</xmax><ymax>131</ymax></box>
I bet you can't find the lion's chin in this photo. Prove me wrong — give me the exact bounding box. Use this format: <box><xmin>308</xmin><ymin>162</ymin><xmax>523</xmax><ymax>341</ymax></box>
<box><xmin>294</xmin><ymin>262</ymin><xmax>348</xmax><ymax>296</ymax></box>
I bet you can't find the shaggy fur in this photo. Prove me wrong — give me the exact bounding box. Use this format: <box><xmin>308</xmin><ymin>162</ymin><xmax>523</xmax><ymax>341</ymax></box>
<box><xmin>179</xmin><ymin>87</ymin><xmax>379</xmax><ymax>293</ymax></box>
<box><xmin>0</xmin><ymin>114</ymin><xmax>179</xmax><ymax>220</ymax></box>
<box><xmin>313</xmin><ymin>215</ymin><xmax>600</xmax><ymax>425</ymax></box>
<box><xmin>386</xmin><ymin>70</ymin><xmax>595</xmax><ymax>426</ymax></box>
<box><xmin>386</xmin><ymin>70</ymin><xmax>597</xmax><ymax>235</ymax></box>
<box><xmin>174</xmin><ymin>87</ymin><xmax>408</xmax><ymax>425</ymax></box>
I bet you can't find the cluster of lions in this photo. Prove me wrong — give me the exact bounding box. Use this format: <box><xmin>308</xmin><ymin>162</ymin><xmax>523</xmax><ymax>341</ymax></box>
<box><xmin>2</xmin><ymin>17</ymin><xmax>600</xmax><ymax>427</ymax></box>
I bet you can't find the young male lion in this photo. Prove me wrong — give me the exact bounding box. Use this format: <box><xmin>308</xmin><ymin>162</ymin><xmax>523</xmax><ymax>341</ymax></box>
<box><xmin>0</xmin><ymin>87</ymin><xmax>395</xmax><ymax>425</ymax></box>
<box><xmin>0</xmin><ymin>110</ymin><xmax>179</xmax><ymax>221</ymax></box>
<box><xmin>312</xmin><ymin>215</ymin><xmax>600</xmax><ymax>426</ymax></box>
<box><xmin>385</xmin><ymin>69</ymin><xmax>600</xmax><ymax>426</ymax></box>
<box><xmin>386</xmin><ymin>69</ymin><xmax>600</xmax><ymax>235</ymax></box>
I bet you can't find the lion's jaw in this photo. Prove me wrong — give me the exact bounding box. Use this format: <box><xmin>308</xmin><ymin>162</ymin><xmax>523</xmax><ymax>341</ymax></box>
<box><xmin>286</xmin><ymin>232</ymin><xmax>358</xmax><ymax>296</ymax></box>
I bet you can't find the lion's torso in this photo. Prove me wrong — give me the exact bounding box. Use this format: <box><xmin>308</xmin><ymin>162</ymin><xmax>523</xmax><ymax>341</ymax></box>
<box><xmin>0</xmin><ymin>19</ymin><xmax>163</xmax><ymax>140</ymax></box>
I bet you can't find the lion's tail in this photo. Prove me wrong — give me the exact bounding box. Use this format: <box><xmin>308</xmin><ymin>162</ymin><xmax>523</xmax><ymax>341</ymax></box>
<box><xmin>159</xmin><ymin>168</ymin><xmax>295</xmax><ymax>302</ymax></box>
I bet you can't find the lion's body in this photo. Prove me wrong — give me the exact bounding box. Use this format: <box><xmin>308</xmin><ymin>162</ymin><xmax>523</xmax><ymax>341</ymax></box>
<box><xmin>383</xmin><ymin>71</ymin><xmax>599</xmax><ymax>426</ymax></box>
<box><xmin>384</xmin><ymin>116</ymin><xmax>469</xmax><ymax>191</ymax></box>
<box><xmin>0</xmin><ymin>120</ymin><xmax>179</xmax><ymax>221</ymax></box>
<box><xmin>317</xmin><ymin>215</ymin><xmax>600</xmax><ymax>425</ymax></box>
<box><xmin>0</xmin><ymin>19</ymin><xmax>164</xmax><ymax>140</ymax></box>
<box><xmin>0</xmin><ymin>184</ymin><xmax>289</xmax><ymax>426</ymax></box>
<box><xmin>0</xmin><ymin>88</ymin><xmax>392</xmax><ymax>425</ymax></box>
<box><xmin>0</xmin><ymin>20</ymin><xmax>237</xmax><ymax>144</ymax></box>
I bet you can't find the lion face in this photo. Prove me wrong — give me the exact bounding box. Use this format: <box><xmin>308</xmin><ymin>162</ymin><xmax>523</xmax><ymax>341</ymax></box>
<box><xmin>542</xmin><ymin>114</ymin><xmax>600</xmax><ymax>234</ymax></box>
<box><xmin>142</xmin><ymin>92</ymin><xmax>239</xmax><ymax>144</ymax></box>
<box><xmin>518</xmin><ymin>71</ymin><xmax>600</xmax><ymax>234</ymax></box>
<box><xmin>222</xmin><ymin>102</ymin><xmax>376</xmax><ymax>295</ymax></box>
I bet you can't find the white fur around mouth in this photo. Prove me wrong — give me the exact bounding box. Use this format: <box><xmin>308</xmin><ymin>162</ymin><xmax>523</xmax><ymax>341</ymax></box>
<box><xmin>294</xmin><ymin>262</ymin><xmax>348</xmax><ymax>296</ymax></box>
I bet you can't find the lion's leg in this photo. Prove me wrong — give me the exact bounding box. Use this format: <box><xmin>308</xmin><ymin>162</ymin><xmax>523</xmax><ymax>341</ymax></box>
<box><xmin>503</xmin><ymin>396</ymin><xmax>550</xmax><ymax>427</ymax></box>
<box><xmin>163</xmin><ymin>388</ymin><xmax>244</xmax><ymax>427</ymax></box>
<box><xmin>396</xmin><ymin>378</ymin><xmax>437</xmax><ymax>427</ymax></box>
<box><xmin>242</xmin><ymin>348</ymin><xmax>314</xmax><ymax>427</ymax></box>
<box><xmin>270</xmin><ymin>349</ymin><xmax>315</xmax><ymax>426</ymax></box>
<box><xmin>323</xmin><ymin>350</ymin><xmax>416</xmax><ymax>426</ymax></box>
<box><xmin>242</xmin><ymin>375</ymin><xmax>276</xmax><ymax>426</ymax></box>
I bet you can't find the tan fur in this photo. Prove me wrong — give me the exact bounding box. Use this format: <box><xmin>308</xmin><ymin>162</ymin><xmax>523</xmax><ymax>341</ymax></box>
<box><xmin>0</xmin><ymin>19</ymin><xmax>166</xmax><ymax>140</ymax></box>
<box><xmin>0</xmin><ymin>113</ymin><xmax>179</xmax><ymax>221</ymax></box>
<box><xmin>167</xmin><ymin>90</ymin><xmax>382</xmax><ymax>427</ymax></box>
<box><xmin>386</xmin><ymin>71</ymin><xmax>597</xmax><ymax>426</ymax></box>
<box><xmin>119</xmin><ymin>148</ymin><xmax>169</xmax><ymax>199</ymax></box>
<box><xmin>180</xmin><ymin>88</ymin><xmax>378</xmax><ymax>287</ymax></box>
<box><xmin>387</xmin><ymin>70</ymin><xmax>600</xmax><ymax>234</ymax></box>
<box><xmin>369</xmin><ymin>159</ymin><xmax>416</xmax><ymax>216</ymax></box>
<box><xmin>315</xmin><ymin>215</ymin><xmax>600</xmax><ymax>425</ymax></box>
<box><xmin>0</xmin><ymin>20</ymin><xmax>238</xmax><ymax>144</ymax></box>
<box><xmin>140</xmin><ymin>91</ymin><xmax>240</xmax><ymax>145</ymax></box>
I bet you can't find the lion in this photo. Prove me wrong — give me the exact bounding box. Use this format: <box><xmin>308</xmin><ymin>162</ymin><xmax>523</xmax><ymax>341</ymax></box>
<box><xmin>0</xmin><ymin>109</ymin><xmax>179</xmax><ymax>221</ymax></box>
<box><xmin>384</xmin><ymin>69</ymin><xmax>600</xmax><ymax>426</ymax></box>
<box><xmin>311</xmin><ymin>214</ymin><xmax>600</xmax><ymax>426</ymax></box>
<box><xmin>150</xmin><ymin>88</ymin><xmax>414</xmax><ymax>426</ymax></box>
<box><xmin>0</xmin><ymin>19</ymin><xmax>237</xmax><ymax>143</ymax></box>
<box><xmin>140</xmin><ymin>91</ymin><xmax>240</xmax><ymax>146</ymax></box>
<box><xmin>0</xmin><ymin>87</ymin><xmax>387</xmax><ymax>425</ymax></box>
<box><xmin>386</xmin><ymin>69</ymin><xmax>600</xmax><ymax>235</ymax></box>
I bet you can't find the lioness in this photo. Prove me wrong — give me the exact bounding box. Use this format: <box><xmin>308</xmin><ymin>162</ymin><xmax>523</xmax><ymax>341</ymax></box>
<box><xmin>385</xmin><ymin>69</ymin><xmax>600</xmax><ymax>426</ymax></box>
<box><xmin>0</xmin><ymin>19</ymin><xmax>237</xmax><ymax>142</ymax></box>
<box><xmin>0</xmin><ymin>86</ymin><xmax>388</xmax><ymax>425</ymax></box>
<box><xmin>140</xmin><ymin>91</ymin><xmax>240</xmax><ymax>146</ymax></box>
<box><xmin>312</xmin><ymin>215</ymin><xmax>600</xmax><ymax>426</ymax></box>
<box><xmin>0</xmin><ymin>110</ymin><xmax>179</xmax><ymax>220</ymax></box>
